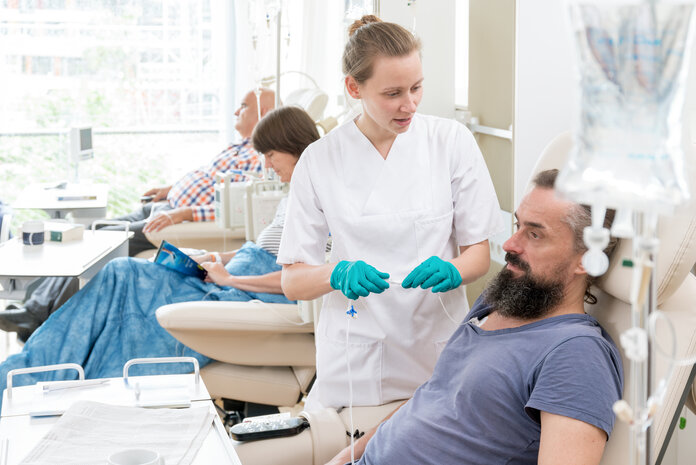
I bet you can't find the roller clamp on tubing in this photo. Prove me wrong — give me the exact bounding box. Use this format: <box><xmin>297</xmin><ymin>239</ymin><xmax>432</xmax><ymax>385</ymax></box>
<box><xmin>6</xmin><ymin>363</ymin><xmax>84</xmax><ymax>400</ymax></box>
<box><xmin>91</xmin><ymin>219</ymin><xmax>130</xmax><ymax>234</ymax></box>
<box><xmin>123</xmin><ymin>357</ymin><xmax>200</xmax><ymax>387</ymax></box>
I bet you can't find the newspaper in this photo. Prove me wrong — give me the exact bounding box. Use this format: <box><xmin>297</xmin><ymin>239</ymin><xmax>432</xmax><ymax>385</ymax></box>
<box><xmin>19</xmin><ymin>400</ymin><xmax>214</xmax><ymax>465</ymax></box>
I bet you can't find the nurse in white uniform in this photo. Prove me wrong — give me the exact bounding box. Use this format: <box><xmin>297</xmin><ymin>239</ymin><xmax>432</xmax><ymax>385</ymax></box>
<box><xmin>277</xmin><ymin>15</ymin><xmax>503</xmax><ymax>411</ymax></box>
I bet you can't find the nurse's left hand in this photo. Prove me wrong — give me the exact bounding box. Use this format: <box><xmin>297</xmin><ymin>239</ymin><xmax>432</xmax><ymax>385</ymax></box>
<box><xmin>402</xmin><ymin>256</ymin><xmax>463</xmax><ymax>293</ymax></box>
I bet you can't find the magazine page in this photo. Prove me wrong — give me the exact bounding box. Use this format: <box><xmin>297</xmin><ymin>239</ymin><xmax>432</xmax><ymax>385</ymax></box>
<box><xmin>154</xmin><ymin>240</ymin><xmax>207</xmax><ymax>279</ymax></box>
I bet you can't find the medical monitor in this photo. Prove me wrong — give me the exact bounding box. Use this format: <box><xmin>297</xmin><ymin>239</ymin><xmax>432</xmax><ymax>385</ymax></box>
<box><xmin>69</xmin><ymin>126</ymin><xmax>94</xmax><ymax>183</ymax></box>
<box><xmin>71</xmin><ymin>127</ymin><xmax>93</xmax><ymax>161</ymax></box>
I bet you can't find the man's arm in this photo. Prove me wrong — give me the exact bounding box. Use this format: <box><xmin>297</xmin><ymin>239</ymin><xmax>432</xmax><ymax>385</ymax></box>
<box><xmin>325</xmin><ymin>401</ymin><xmax>407</xmax><ymax>465</ymax></box>
<box><xmin>142</xmin><ymin>206</ymin><xmax>194</xmax><ymax>233</ymax></box>
<box><xmin>538</xmin><ymin>411</ymin><xmax>606</xmax><ymax>465</ymax></box>
<box><xmin>142</xmin><ymin>185</ymin><xmax>172</xmax><ymax>202</ymax></box>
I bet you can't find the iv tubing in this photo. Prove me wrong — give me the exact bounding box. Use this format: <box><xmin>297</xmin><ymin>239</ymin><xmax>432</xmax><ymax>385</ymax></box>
<box><xmin>649</xmin><ymin>310</ymin><xmax>696</xmax><ymax>367</ymax></box>
<box><xmin>387</xmin><ymin>279</ymin><xmax>460</xmax><ymax>326</ymax></box>
<box><xmin>346</xmin><ymin>313</ymin><xmax>356</xmax><ymax>465</ymax></box>
<box><xmin>342</xmin><ymin>270</ymin><xmax>463</xmax><ymax>463</ymax></box>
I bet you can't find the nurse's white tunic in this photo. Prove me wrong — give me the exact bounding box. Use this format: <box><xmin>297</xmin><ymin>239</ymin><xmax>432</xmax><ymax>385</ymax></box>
<box><xmin>277</xmin><ymin>113</ymin><xmax>503</xmax><ymax>410</ymax></box>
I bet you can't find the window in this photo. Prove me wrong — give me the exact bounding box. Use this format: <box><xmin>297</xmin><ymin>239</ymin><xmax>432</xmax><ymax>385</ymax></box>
<box><xmin>455</xmin><ymin>0</ymin><xmax>469</xmax><ymax>108</ymax></box>
<box><xmin>0</xmin><ymin>0</ymin><xmax>226</xmax><ymax>222</ymax></box>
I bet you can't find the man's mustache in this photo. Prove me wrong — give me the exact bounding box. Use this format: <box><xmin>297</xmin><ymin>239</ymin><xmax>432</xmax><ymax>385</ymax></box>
<box><xmin>505</xmin><ymin>253</ymin><xmax>530</xmax><ymax>273</ymax></box>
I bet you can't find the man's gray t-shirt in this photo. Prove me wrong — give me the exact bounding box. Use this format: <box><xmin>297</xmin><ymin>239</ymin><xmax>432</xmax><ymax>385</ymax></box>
<box><xmin>358</xmin><ymin>298</ymin><xmax>623</xmax><ymax>465</ymax></box>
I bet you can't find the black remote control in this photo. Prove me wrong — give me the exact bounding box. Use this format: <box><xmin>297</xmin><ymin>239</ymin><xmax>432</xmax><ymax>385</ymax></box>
<box><xmin>230</xmin><ymin>416</ymin><xmax>309</xmax><ymax>441</ymax></box>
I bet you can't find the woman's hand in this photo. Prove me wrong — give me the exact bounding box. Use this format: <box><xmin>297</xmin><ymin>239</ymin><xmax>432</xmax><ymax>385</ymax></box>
<box><xmin>330</xmin><ymin>260</ymin><xmax>390</xmax><ymax>300</ymax></box>
<box><xmin>190</xmin><ymin>253</ymin><xmax>210</xmax><ymax>265</ymax></box>
<box><xmin>201</xmin><ymin>262</ymin><xmax>232</xmax><ymax>286</ymax></box>
<box><xmin>402</xmin><ymin>256</ymin><xmax>462</xmax><ymax>293</ymax></box>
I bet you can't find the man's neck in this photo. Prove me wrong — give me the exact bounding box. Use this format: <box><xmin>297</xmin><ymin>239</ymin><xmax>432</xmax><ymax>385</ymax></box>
<box><xmin>480</xmin><ymin>300</ymin><xmax>586</xmax><ymax>331</ymax></box>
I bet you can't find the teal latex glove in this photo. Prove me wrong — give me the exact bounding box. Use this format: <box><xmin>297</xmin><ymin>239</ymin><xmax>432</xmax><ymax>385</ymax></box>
<box><xmin>330</xmin><ymin>260</ymin><xmax>390</xmax><ymax>300</ymax></box>
<box><xmin>402</xmin><ymin>256</ymin><xmax>463</xmax><ymax>293</ymax></box>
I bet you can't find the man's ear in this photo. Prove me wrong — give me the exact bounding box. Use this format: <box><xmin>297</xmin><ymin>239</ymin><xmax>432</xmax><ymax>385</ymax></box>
<box><xmin>345</xmin><ymin>75</ymin><xmax>361</xmax><ymax>99</ymax></box>
<box><xmin>574</xmin><ymin>256</ymin><xmax>588</xmax><ymax>277</ymax></box>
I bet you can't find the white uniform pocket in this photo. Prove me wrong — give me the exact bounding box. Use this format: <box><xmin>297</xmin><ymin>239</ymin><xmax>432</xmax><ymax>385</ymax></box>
<box><xmin>414</xmin><ymin>209</ymin><xmax>455</xmax><ymax>262</ymax></box>
<box><xmin>313</xmin><ymin>335</ymin><xmax>384</xmax><ymax>409</ymax></box>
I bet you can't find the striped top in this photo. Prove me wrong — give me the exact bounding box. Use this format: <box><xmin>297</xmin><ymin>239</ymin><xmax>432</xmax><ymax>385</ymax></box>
<box><xmin>256</xmin><ymin>198</ymin><xmax>287</xmax><ymax>256</ymax></box>
<box><xmin>167</xmin><ymin>138</ymin><xmax>263</xmax><ymax>222</ymax></box>
<box><xmin>256</xmin><ymin>198</ymin><xmax>331</xmax><ymax>257</ymax></box>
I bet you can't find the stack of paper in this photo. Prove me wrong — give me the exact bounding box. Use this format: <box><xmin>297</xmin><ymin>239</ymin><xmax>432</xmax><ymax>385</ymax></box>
<box><xmin>19</xmin><ymin>401</ymin><xmax>214</xmax><ymax>465</ymax></box>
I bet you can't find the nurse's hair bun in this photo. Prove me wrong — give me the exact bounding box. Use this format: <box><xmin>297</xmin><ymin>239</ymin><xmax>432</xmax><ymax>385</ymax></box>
<box><xmin>343</xmin><ymin>15</ymin><xmax>421</xmax><ymax>83</ymax></box>
<box><xmin>348</xmin><ymin>14</ymin><xmax>382</xmax><ymax>37</ymax></box>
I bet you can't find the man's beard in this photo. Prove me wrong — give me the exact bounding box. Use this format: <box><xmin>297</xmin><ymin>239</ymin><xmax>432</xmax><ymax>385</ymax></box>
<box><xmin>483</xmin><ymin>252</ymin><xmax>565</xmax><ymax>320</ymax></box>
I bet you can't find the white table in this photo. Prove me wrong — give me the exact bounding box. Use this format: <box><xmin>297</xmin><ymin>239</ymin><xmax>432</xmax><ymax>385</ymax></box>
<box><xmin>0</xmin><ymin>229</ymin><xmax>132</xmax><ymax>300</ymax></box>
<box><xmin>0</xmin><ymin>373</ymin><xmax>241</xmax><ymax>465</ymax></box>
<box><xmin>13</xmin><ymin>183</ymin><xmax>108</xmax><ymax>222</ymax></box>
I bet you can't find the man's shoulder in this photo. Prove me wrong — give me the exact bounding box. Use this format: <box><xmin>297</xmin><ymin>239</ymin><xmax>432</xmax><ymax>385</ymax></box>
<box><xmin>217</xmin><ymin>139</ymin><xmax>258</xmax><ymax>157</ymax></box>
<box><xmin>536</xmin><ymin>314</ymin><xmax>618</xmax><ymax>352</ymax></box>
<box><xmin>535</xmin><ymin>315</ymin><xmax>622</xmax><ymax>381</ymax></box>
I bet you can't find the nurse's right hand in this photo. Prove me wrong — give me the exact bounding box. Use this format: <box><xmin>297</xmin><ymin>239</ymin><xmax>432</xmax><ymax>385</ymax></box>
<box><xmin>330</xmin><ymin>260</ymin><xmax>390</xmax><ymax>300</ymax></box>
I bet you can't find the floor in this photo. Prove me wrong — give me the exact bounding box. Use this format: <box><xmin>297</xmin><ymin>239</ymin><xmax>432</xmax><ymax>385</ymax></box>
<box><xmin>0</xmin><ymin>326</ymin><xmax>21</xmax><ymax>362</ymax></box>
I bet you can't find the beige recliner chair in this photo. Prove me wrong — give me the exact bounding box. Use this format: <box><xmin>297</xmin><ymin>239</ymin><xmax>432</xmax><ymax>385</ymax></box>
<box><xmin>222</xmin><ymin>132</ymin><xmax>696</xmax><ymax>465</ymax></box>
<box><xmin>156</xmin><ymin>299</ymin><xmax>318</xmax><ymax>413</ymax></box>
<box><xmin>142</xmin><ymin>221</ymin><xmax>246</xmax><ymax>258</ymax></box>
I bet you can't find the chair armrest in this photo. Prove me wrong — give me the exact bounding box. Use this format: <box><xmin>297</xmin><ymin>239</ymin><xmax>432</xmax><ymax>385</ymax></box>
<box><xmin>156</xmin><ymin>301</ymin><xmax>315</xmax><ymax>366</ymax></box>
<box><xmin>233</xmin><ymin>401</ymin><xmax>407</xmax><ymax>465</ymax></box>
<box><xmin>144</xmin><ymin>221</ymin><xmax>246</xmax><ymax>251</ymax></box>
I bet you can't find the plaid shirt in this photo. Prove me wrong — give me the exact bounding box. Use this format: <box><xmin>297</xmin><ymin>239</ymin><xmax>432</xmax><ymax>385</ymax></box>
<box><xmin>167</xmin><ymin>138</ymin><xmax>262</xmax><ymax>222</ymax></box>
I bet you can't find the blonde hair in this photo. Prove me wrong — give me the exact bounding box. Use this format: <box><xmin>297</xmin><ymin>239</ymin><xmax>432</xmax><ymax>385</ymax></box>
<box><xmin>342</xmin><ymin>15</ymin><xmax>422</xmax><ymax>83</ymax></box>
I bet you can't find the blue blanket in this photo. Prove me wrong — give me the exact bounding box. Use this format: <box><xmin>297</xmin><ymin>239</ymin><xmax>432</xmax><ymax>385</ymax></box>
<box><xmin>0</xmin><ymin>242</ymin><xmax>291</xmax><ymax>408</ymax></box>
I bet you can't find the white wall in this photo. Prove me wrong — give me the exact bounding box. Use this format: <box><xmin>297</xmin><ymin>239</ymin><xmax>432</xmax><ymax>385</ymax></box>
<box><xmin>688</xmin><ymin>38</ymin><xmax>696</xmax><ymax>146</ymax></box>
<box><xmin>513</xmin><ymin>0</ymin><xmax>575</xmax><ymax>206</ymax></box>
<box><xmin>379</xmin><ymin>0</ymin><xmax>456</xmax><ymax>118</ymax></box>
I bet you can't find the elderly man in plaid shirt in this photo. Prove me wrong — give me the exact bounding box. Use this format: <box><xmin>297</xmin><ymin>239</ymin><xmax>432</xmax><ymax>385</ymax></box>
<box><xmin>103</xmin><ymin>87</ymin><xmax>276</xmax><ymax>255</ymax></box>
<box><xmin>0</xmin><ymin>88</ymin><xmax>275</xmax><ymax>340</ymax></box>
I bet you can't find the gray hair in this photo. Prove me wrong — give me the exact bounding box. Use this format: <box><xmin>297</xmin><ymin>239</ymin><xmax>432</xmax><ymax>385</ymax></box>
<box><xmin>532</xmin><ymin>169</ymin><xmax>617</xmax><ymax>304</ymax></box>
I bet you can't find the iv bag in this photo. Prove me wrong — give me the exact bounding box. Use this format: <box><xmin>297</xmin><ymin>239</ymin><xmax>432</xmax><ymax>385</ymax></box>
<box><xmin>558</xmin><ymin>0</ymin><xmax>696</xmax><ymax>215</ymax></box>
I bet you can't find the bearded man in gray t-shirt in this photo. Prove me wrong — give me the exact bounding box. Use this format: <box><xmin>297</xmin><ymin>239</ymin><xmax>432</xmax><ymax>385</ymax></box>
<box><xmin>327</xmin><ymin>169</ymin><xmax>624</xmax><ymax>465</ymax></box>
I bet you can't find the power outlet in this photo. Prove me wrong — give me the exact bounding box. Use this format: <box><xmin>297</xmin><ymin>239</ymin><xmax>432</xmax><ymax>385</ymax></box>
<box><xmin>490</xmin><ymin>210</ymin><xmax>513</xmax><ymax>265</ymax></box>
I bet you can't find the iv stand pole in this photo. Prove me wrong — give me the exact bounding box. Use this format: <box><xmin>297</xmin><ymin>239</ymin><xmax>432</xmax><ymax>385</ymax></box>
<box><xmin>275</xmin><ymin>9</ymin><xmax>281</xmax><ymax>109</ymax></box>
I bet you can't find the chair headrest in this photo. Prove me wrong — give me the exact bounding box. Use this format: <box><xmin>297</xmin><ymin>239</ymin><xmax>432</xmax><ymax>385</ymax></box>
<box><xmin>284</xmin><ymin>88</ymin><xmax>329</xmax><ymax>122</ymax></box>
<box><xmin>529</xmin><ymin>132</ymin><xmax>696</xmax><ymax>305</ymax></box>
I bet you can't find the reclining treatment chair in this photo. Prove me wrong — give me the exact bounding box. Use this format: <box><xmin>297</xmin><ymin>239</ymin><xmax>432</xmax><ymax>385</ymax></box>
<box><xmin>141</xmin><ymin>221</ymin><xmax>246</xmax><ymax>258</ymax></box>
<box><xmin>216</xmin><ymin>132</ymin><xmax>696</xmax><ymax>465</ymax></box>
<box><xmin>156</xmin><ymin>299</ymin><xmax>318</xmax><ymax>417</ymax></box>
